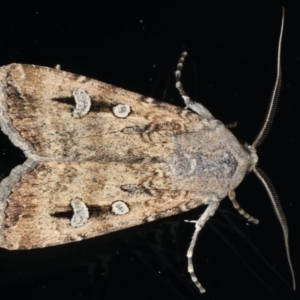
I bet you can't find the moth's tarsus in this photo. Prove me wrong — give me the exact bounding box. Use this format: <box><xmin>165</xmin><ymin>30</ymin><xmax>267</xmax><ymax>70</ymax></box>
<box><xmin>177</xmin><ymin>7</ymin><xmax>295</xmax><ymax>293</ymax></box>
<box><xmin>187</xmin><ymin>200</ymin><xmax>220</xmax><ymax>293</ymax></box>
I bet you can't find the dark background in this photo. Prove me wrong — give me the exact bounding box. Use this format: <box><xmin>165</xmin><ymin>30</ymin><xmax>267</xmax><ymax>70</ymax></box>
<box><xmin>0</xmin><ymin>1</ymin><xmax>299</xmax><ymax>300</ymax></box>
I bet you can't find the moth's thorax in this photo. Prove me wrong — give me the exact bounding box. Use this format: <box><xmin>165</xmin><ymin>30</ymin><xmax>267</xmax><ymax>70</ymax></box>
<box><xmin>169</xmin><ymin>119</ymin><xmax>252</xmax><ymax>200</ymax></box>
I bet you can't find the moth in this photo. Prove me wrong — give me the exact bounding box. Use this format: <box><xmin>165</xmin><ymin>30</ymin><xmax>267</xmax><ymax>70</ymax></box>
<box><xmin>0</xmin><ymin>8</ymin><xmax>295</xmax><ymax>293</ymax></box>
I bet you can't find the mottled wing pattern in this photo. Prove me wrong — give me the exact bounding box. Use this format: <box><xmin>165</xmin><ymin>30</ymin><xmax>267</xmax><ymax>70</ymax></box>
<box><xmin>0</xmin><ymin>64</ymin><xmax>212</xmax><ymax>249</ymax></box>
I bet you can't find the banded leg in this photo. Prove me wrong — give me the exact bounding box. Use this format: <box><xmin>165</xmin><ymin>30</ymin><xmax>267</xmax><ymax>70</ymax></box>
<box><xmin>186</xmin><ymin>201</ymin><xmax>220</xmax><ymax>293</ymax></box>
<box><xmin>229</xmin><ymin>190</ymin><xmax>259</xmax><ymax>224</ymax></box>
<box><xmin>175</xmin><ymin>52</ymin><xmax>214</xmax><ymax>120</ymax></box>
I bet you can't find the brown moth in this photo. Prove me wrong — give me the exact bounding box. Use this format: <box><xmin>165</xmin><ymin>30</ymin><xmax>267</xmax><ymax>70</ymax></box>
<box><xmin>0</xmin><ymin>8</ymin><xmax>295</xmax><ymax>293</ymax></box>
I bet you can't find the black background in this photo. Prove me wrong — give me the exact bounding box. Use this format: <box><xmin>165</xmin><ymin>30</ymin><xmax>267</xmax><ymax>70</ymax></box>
<box><xmin>0</xmin><ymin>1</ymin><xmax>299</xmax><ymax>300</ymax></box>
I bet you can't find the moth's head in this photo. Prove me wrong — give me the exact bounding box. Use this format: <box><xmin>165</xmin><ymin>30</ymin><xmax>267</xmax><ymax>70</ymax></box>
<box><xmin>245</xmin><ymin>144</ymin><xmax>258</xmax><ymax>172</ymax></box>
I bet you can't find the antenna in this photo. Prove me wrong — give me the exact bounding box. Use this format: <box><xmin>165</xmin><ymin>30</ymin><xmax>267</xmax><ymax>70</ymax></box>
<box><xmin>252</xmin><ymin>8</ymin><xmax>284</xmax><ymax>148</ymax></box>
<box><xmin>251</xmin><ymin>7</ymin><xmax>296</xmax><ymax>290</ymax></box>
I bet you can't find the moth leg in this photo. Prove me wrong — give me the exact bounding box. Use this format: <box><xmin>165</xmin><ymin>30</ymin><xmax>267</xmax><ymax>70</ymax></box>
<box><xmin>186</xmin><ymin>200</ymin><xmax>220</xmax><ymax>293</ymax></box>
<box><xmin>175</xmin><ymin>52</ymin><xmax>214</xmax><ymax>120</ymax></box>
<box><xmin>229</xmin><ymin>190</ymin><xmax>259</xmax><ymax>224</ymax></box>
<box><xmin>225</xmin><ymin>121</ymin><xmax>238</xmax><ymax>129</ymax></box>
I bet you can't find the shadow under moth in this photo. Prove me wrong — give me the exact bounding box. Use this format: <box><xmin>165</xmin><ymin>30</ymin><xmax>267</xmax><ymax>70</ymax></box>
<box><xmin>0</xmin><ymin>8</ymin><xmax>295</xmax><ymax>294</ymax></box>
